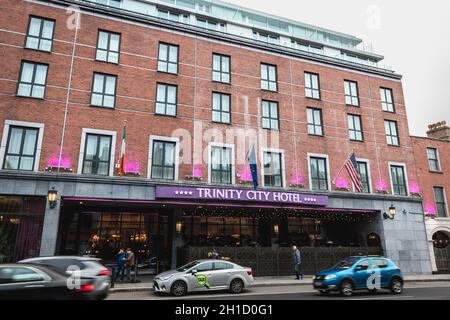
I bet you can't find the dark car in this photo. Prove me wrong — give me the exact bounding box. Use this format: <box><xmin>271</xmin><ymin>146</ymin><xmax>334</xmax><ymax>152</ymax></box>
<box><xmin>0</xmin><ymin>263</ymin><xmax>98</xmax><ymax>300</ymax></box>
<box><xmin>20</xmin><ymin>256</ymin><xmax>110</xmax><ymax>299</ymax></box>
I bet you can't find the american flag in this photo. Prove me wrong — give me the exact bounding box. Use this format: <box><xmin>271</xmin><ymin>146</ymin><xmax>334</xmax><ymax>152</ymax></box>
<box><xmin>345</xmin><ymin>152</ymin><xmax>363</xmax><ymax>192</ymax></box>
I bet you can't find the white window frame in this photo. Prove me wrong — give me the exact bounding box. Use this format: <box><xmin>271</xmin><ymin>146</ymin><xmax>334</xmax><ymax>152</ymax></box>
<box><xmin>388</xmin><ymin>162</ymin><xmax>409</xmax><ymax>196</ymax></box>
<box><xmin>307</xmin><ymin>153</ymin><xmax>331</xmax><ymax>191</ymax></box>
<box><xmin>261</xmin><ymin>147</ymin><xmax>285</xmax><ymax>188</ymax></box>
<box><xmin>0</xmin><ymin>120</ymin><xmax>45</xmax><ymax>172</ymax></box>
<box><xmin>433</xmin><ymin>186</ymin><xmax>449</xmax><ymax>218</ymax></box>
<box><xmin>78</xmin><ymin>128</ymin><xmax>117</xmax><ymax>176</ymax></box>
<box><xmin>208</xmin><ymin>142</ymin><xmax>235</xmax><ymax>185</ymax></box>
<box><xmin>353</xmin><ymin>158</ymin><xmax>372</xmax><ymax>193</ymax></box>
<box><xmin>148</xmin><ymin>135</ymin><xmax>180</xmax><ymax>181</ymax></box>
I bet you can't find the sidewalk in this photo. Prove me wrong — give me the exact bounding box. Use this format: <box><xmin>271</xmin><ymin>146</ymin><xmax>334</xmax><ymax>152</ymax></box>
<box><xmin>109</xmin><ymin>274</ymin><xmax>450</xmax><ymax>293</ymax></box>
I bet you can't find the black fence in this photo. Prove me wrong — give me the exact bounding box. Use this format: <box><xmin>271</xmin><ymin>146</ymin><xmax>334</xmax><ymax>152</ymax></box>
<box><xmin>178</xmin><ymin>246</ymin><xmax>384</xmax><ymax>276</ymax></box>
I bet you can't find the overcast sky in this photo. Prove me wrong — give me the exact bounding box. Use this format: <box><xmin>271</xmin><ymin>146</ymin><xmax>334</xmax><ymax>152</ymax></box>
<box><xmin>223</xmin><ymin>0</ymin><xmax>450</xmax><ymax>136</ymax></box>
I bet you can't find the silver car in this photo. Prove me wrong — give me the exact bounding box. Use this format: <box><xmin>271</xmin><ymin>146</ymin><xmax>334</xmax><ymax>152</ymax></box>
<box><xmin>153</xmin><ymin>260</ymin><xmax>254</xmax><ymax>296</ymax></box>
<box><xmin>19</xmin><ymin>256</ymin><xmax>111</xmax><ymax>300</ymax></box>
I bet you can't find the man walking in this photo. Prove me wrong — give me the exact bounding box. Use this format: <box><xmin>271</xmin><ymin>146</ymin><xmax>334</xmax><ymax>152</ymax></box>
<box><xmin>292</xmin><ymin>244</ymin><xmax>303</xmax><ymax>280</ymax></box>
<box><xmin>125</xmin><ymin>248</ymin><xmax>135</xmax><ymax>283</ymax></box>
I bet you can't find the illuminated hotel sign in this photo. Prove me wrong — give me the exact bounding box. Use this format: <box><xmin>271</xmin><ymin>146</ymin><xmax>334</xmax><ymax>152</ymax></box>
<box><xmin>155</xmin><ymin>186</ymin><xmax>328</xmax><ymax>206</ymax></box>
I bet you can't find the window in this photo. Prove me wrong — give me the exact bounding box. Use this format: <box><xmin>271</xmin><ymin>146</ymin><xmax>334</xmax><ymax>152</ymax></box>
<box><xmin>390</xmin><ymin>165</ymin><xmax>407</xmax><ymax>196</ymax></box>
<box><xmin>3</xmin><ymin>126</ymin><xmax>39</xmax><ymax>171</ymax></box>
<box><xmin>91</xmin><ymin>73</ymin><xmax>117</xmax><ymax>108</ymax></box>
<box><xmin>157</xmin><ymin>9</ymin><xmax>189</xmax><ymax>24</ymax></box>
<box><xmin>380</xmin><ymin>88</ymin><xmax>395</xmax><ymax>112</ymax></box>
<box><xmin>0</xmin><ymin>267</ymin><xmax>44</xmax><ymax>284</ymax></box>
<box><xmin>253</xmin><ymin>31</ymin><xmax>279</xmax><ymax>45</ymax></box>
<box><xmin>212</xmin><ymin>54</ymin><xmax>230</xmax><ymax>83</ymax></box>
<box><xmin>157</xmin><ymin>43</ymin><xmax>178</xmax><ymax>74</ymax></box>
<box><xmin>196</xmin><ymin>262</ymin><xmax>214</xmax><ymax>272</ymax></box>
<box><xmin>348</xmin><ymin>114</ymin><xmax>363</xmax><ymax>141</ymax></box>
<box><xmin>96</xmin><ymin>30</ymin><xmax>120</xmax><ymax>64</ymax></box>
<box><xmin>25</xmin><ymin>16</ymin><xmax>55</xmax><ymax>52</ymax></box>
<box><xmin>261</xmin><ymin>63</ymin><xmax>277</xmax><ymax>91</ymax></box>
<box><xmin>373</xmin><ymin>259</ymin><xmax>388</xmax><ymax>269</ymax></box>
<box><xmin>155</xmin><ymin>83</ymin><xmax>177</xmax><ymax>116</ymax></box>
<box><xmin>357</xmin><ymin>161</ymin><xmax>371</xmax><ymax>193</ymax></box>
<box><xmin>427</xmin><ymin>148</ymin><xmax>440</xmax><ymax>172</ymax></box>
<box><xmin>17</xmin><ymin>61</ymin><xmax>48</xmax><ymax>99</ymax></box>
<box><xmin>385</xmin><ymin>120</ymin><xmax>399</xmax><ymax>146</ymax></box>
<box><xmin>82</xmin><ymin>134</ymin><xmax>112</xmax><ymax>176</ymax></box>
<box><xmin>262</xmin><ymin>100</ymin><xmax>279</xmax><ymax>130</ymax></box>
<box><xmin>214</xmin><ymin>262</ymin><xmax>233</xmax><ymax>270</ymax></box>
<box><xmin>305</xmin><ymin>72</ymin><xmax>320</xmax><ymax>99</ymax></box>
<box><xmin>197</xmin><ymin>18</ymin><xmax>226</xmax><ymax>32</ymax></box>
<box><xmin>307</xmin><ymin>108</ymin><xmax>323</xmax><ymax>136</ymax></box>
<box><xmin>151</xmin><ymin>140</ymin><xmax>176</xmax><ymax>180</ymax></box>
<box><xmin>212</xmin><ymin>92</ymin><xmax>230</xmax><ymax>124</ymax></box>
<box><xmin>210</xmin><ymin>146</ymin><xmax>232</xmax><ymax>184</ymax></box>
<box><xmin>434</xmin><ymin>187</ymin><xmax>447</xmax><ymax>218</ymax></box>
<box><xmin>291</xmin><ymin>40</ymin><xmax>323</xmax><ymax>55</ymax></box>
<box><xmin>263</xmin><ymin>151</ymin><xmax>283</xmax><ymax>187</ymax></box>
<box><xmin>344</xmin><ymin>80</ymin><xmax>359</xmax><ymax>106</ymax></box>
<box><xmin>310</xmin><ymin>157</ymin><xmax>328</xmax><ymax>191</ymax></box>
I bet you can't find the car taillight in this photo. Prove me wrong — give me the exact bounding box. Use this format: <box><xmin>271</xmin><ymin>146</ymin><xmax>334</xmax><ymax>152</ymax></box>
<box><xmin>247</xmin><ymin>269</ymin><xmax>253</xmax><ymax>276</ymax></box>
<box><xmin>98</xmin><ymin>269</ymin><xmax>112</xmax><ymax>276</ymax></box>
<box><xmin>76</xmin><ymin>284</ymin><xmax>95</xmax><ymax>292</ymax></box>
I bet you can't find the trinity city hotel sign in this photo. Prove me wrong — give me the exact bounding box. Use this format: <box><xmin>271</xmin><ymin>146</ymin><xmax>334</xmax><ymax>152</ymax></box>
<box><xmin>155</xmin><ymin>186</ymin><xmax>329</xmax><ymax>206</ymax></box>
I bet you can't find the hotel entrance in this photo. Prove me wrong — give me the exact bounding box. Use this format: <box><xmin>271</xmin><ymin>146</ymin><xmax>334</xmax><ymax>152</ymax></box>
<box><xmin>58</xmin><ymin>199</ymin><xmax>174</xmax><ymax>277</ymax></box>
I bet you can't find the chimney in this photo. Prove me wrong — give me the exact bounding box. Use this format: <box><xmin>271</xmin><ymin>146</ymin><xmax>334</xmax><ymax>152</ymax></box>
<box><xmin>427</xmin><ymin>121</ymin><xmax>450</xmax><ymax>141</ymax></box>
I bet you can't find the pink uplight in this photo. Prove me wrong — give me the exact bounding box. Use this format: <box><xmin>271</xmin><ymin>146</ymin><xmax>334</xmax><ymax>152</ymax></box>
<box><xmin>425</xmin><ymin>204</ymin><xmax>437</xmax><ymax>216</ymax></box>
<box><xmin>124</xmin><ymin>162</ymin><xmax>140</xmax><ymax>173</ymax></box>
<box><xmin>376</xmin><ymin>181</ymin><xmax>388</xmax><ymax>191</ymax></box>
<box><xmin>193</xmin><ymin>165</ymin><xmax>203</xmax><ymax>178</ymax></box>
<box><xmin>409</xmin><ymin>182</ymin><xmax>420</xmax><ymax>194</ymax></box>
<box><xmin>335</xmin><ymin>177</ymin><xmax>349</xmax><ymax>189</ymax></box>
<box><xmin>47</xmin><ymin>155</ymin><xmax>71</xmax><ymax>168</ymax></box>
<box><xmin>290</xmin><ymin>173</ymin><xmax>304</xmax><ymax>186</ymax></box>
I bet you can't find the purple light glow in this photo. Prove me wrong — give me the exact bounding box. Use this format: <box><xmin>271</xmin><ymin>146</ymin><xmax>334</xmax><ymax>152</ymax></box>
<box><xmin>409</xmin><ymin>182</ymin><xmax>420</xmax><ymax>194</ymax></box>
<box><xmin>47</xmin><ymin>155</ymin><xmax>71</xmax><ymax>168</ymax></box>
<box><xmin>124</xmin><ymin>162</ymin><xmax>140</xmax><ymax>173</ymax></box>
<box><xmin>335</xmin><ymin>177</ymin><xmax>349</xmax><ymax>189</ymax></box>
<box><xmin>425</xmin><ymin>203</ymin><xmax>437</xmax><ymax>216</ymax></box>
<box><xmin>193</xmin><ymin>165</ymin><xmax>203</xmax><ymax>178</ymax></box>
<box><xmin>290</xmin><ymin>172</ymin><xmax>304</xmax><ymax>185</ymax></box>
<box><xmin>376</xmin><ymin>181</ymin><xmax>388</xmax><ymax>191</ymax></box>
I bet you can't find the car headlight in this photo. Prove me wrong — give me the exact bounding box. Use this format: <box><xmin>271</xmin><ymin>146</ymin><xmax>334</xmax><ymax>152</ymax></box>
<box><xmin>160</xmin><ymin>275</ymin><xmax>174</xmax><ymax>281</ymax></box>
<box><xmin>324</xmin><ymin>275</ymin><xmax>337</xmax><ymax>280</ymax></box>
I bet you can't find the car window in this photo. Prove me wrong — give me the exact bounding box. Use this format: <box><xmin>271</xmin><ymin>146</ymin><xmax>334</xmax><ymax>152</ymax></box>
<box><xmin>332</xmin><ymin>259</ymin><xmax>357</xmax><ymax>269</ymax></box>
<box><xmin>0</xmin><ymin>267</ymin><xmax>44</xmax><ymax>284</ymax></box>
<box><xmin>373</xmin><ymin>259</ymin><xmax>389</xmax><ymax>269</ymax></box>
<box><xmin>39</xmin><ymin>259</ymin><xmax>85</xmax><ymax>272</ymax></box>
<box><xmin>177</xmin><ymin>261</ymin><xmax>199</xmax><ymax>272</ymax></box>
<box><xmin>356</xmin><ymin>260</ymin><xmax>371</xmax><ymax>269</ymax></box>
<box><xmin>196</xmin><ymin>262</ymin><xmax>214</xmax><ymax>272</ymax></box>
<box><xmin>214</xmin><ymin>262</ymin><xmax>233</xmax><ymax>270</ymax></box>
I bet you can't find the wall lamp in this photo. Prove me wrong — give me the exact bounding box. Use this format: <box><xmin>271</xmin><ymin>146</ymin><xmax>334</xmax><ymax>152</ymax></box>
<box><xmin>175</xmin><ymin>220</ymin><xmax>183</xmax><ymax>234</ymax></box>
<box><xmin>273</xmin><ymin>223</ymin><xmax>280</xmax><ymax>235</ymax></box>
<box><xmin>383</xmin><ymin>204</ymin><xmax>396</xmax><ymax>220</ymax></box>
<box><xmin>48</xmin><ymin>188</ymin><xmax>58</xmax><ymax>209</ymax></box>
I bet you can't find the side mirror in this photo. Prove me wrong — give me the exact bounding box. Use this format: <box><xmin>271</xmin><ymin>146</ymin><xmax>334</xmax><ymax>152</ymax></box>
<box><xmin>191</xmin><ymin>269</ymin><xmax>198</xmax><ymax>275</ymax></box>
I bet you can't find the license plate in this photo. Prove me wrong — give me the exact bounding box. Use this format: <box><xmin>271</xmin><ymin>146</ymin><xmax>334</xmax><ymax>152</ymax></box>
<box><xmin>314</xmin><ymin>281</ymin><xmax>322</xmax><ymax>286</ymax></box>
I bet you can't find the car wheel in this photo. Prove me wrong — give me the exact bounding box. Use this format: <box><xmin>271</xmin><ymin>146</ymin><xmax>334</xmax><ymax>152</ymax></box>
<box><xmin>96</xmin><ymin>293</ymin><xmax>108</xmax><ymax>300</ymax></box>
<box><xmin>339</xmin><ymin>280</ymin><xmax>354</xmax><ymax>297</ymax></box>
<box><xmin>390</xmin><ymin>278</ymin><xmax>403</xmax><ymax>294</ymax></box>
<box><xmin>230</xmin><ymin>278</ymin><xmax>244</xmax><ymax>294</ymax></box>
<box><xmin>171</xmin><ymin>280</ymin><xmax>187</xmax><ymax>297</ymax></box>
<box><xmin>319</xmin><ymin>290</ymin><xmax>330</xmax><ymax>296</ymax></box>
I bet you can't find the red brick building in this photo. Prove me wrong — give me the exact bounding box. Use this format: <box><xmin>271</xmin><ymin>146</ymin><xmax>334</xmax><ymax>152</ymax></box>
<box><xmin>0</xmin><ymin>0</ymin><xmax>433</xmax><ymax>275</ymax></box>
<box><xmin>411</xmin><ymin>122</ymin><xmax>450</xmax><ymax>272</ymax></box>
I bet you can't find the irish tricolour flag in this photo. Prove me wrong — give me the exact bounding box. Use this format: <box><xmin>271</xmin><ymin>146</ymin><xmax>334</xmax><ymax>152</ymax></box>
<box><xmin>119</xmin><ymin>124</ymin><xmax>126</xmax><ymax>176</ymax></box>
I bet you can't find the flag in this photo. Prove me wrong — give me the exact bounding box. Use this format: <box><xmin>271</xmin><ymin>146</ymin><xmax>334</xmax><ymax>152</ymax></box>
<box><xmin>345</xmin><ymin>152</ymin><xmax>362</xmax><ymax>192</ymax></box>
<box><xmin>119</xmin><ymin>124</ymin><xmax>126</xmax><ymax>176</ymax></box>
<box><xmin>247</xmin><ymin>144</ymin><xmax>258</xmax><ymax>190</ymax></box>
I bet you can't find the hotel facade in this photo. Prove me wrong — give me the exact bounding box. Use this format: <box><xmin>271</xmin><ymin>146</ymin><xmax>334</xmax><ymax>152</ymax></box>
<box><xmin>0</xmin><ymin>0</ymin><xmax>437</xmax><ymax>275</ymax></box>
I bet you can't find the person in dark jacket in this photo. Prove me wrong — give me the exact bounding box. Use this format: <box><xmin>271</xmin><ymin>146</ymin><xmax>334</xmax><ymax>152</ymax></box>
<box><xmin>124</xmin><ymin>248</ymin><xmax>135</xmax><ymax>283</ymax></box>
<box><xmin>114</xmin><ymin>248</ymin><xmax>126</xmax><ymax>283</ymax></box>
<box><xmin>292</xmin><ymin>245</ymin><xmax>303</xmax><ymax>280</ymax></box>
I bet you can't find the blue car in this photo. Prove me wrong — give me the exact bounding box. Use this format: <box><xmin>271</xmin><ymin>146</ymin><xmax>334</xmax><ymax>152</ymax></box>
<box><xmin>313</xmin><ymin>256</ymin><xmax>403</xmax><ymax>296</ymax></box>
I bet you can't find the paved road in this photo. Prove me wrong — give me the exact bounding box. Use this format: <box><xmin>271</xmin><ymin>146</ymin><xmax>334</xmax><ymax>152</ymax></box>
<box><xmin>108</xmin><ymin>281</ymin><xmax>450</xmax><ymax>300</ymax></box>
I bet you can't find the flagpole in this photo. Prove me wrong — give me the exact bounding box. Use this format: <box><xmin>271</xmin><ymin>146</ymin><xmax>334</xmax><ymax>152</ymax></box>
<box><xmin>332</xmin><ymin>149</ymin><xmax>355</xmax><ymax>185</ymax></box>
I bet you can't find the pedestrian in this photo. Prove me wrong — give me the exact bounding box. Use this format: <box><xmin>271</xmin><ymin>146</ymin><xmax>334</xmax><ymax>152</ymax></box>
<box><xmin>292</xmin><ymin>244</ymin><xmax>303</xmax><ymax>280</ymax></box>
<box><xmin>212</xmin><ymin>248</ymin><xmax>220</xmax><ymax>260</ymax></box>
<box><xmin>114</xmin><ymin>248</ymin><xmax>126</xmax><ymax>283</ymax></box>
<box><xmin>125</xmin><ymin>248</ymin><xmax>135</xmax><ymax>283</ymax></box>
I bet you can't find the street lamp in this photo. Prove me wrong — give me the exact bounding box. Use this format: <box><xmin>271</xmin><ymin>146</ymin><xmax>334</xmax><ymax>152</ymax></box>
<box><xmin>47</xmin><ymin>188</ymin><xmax>58</xmax><ymax>209</ymax></box>
<box><xmin>383</xmin><ymin>204</ymin><xmax>396</xmax><ymax>220</ymax></box>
